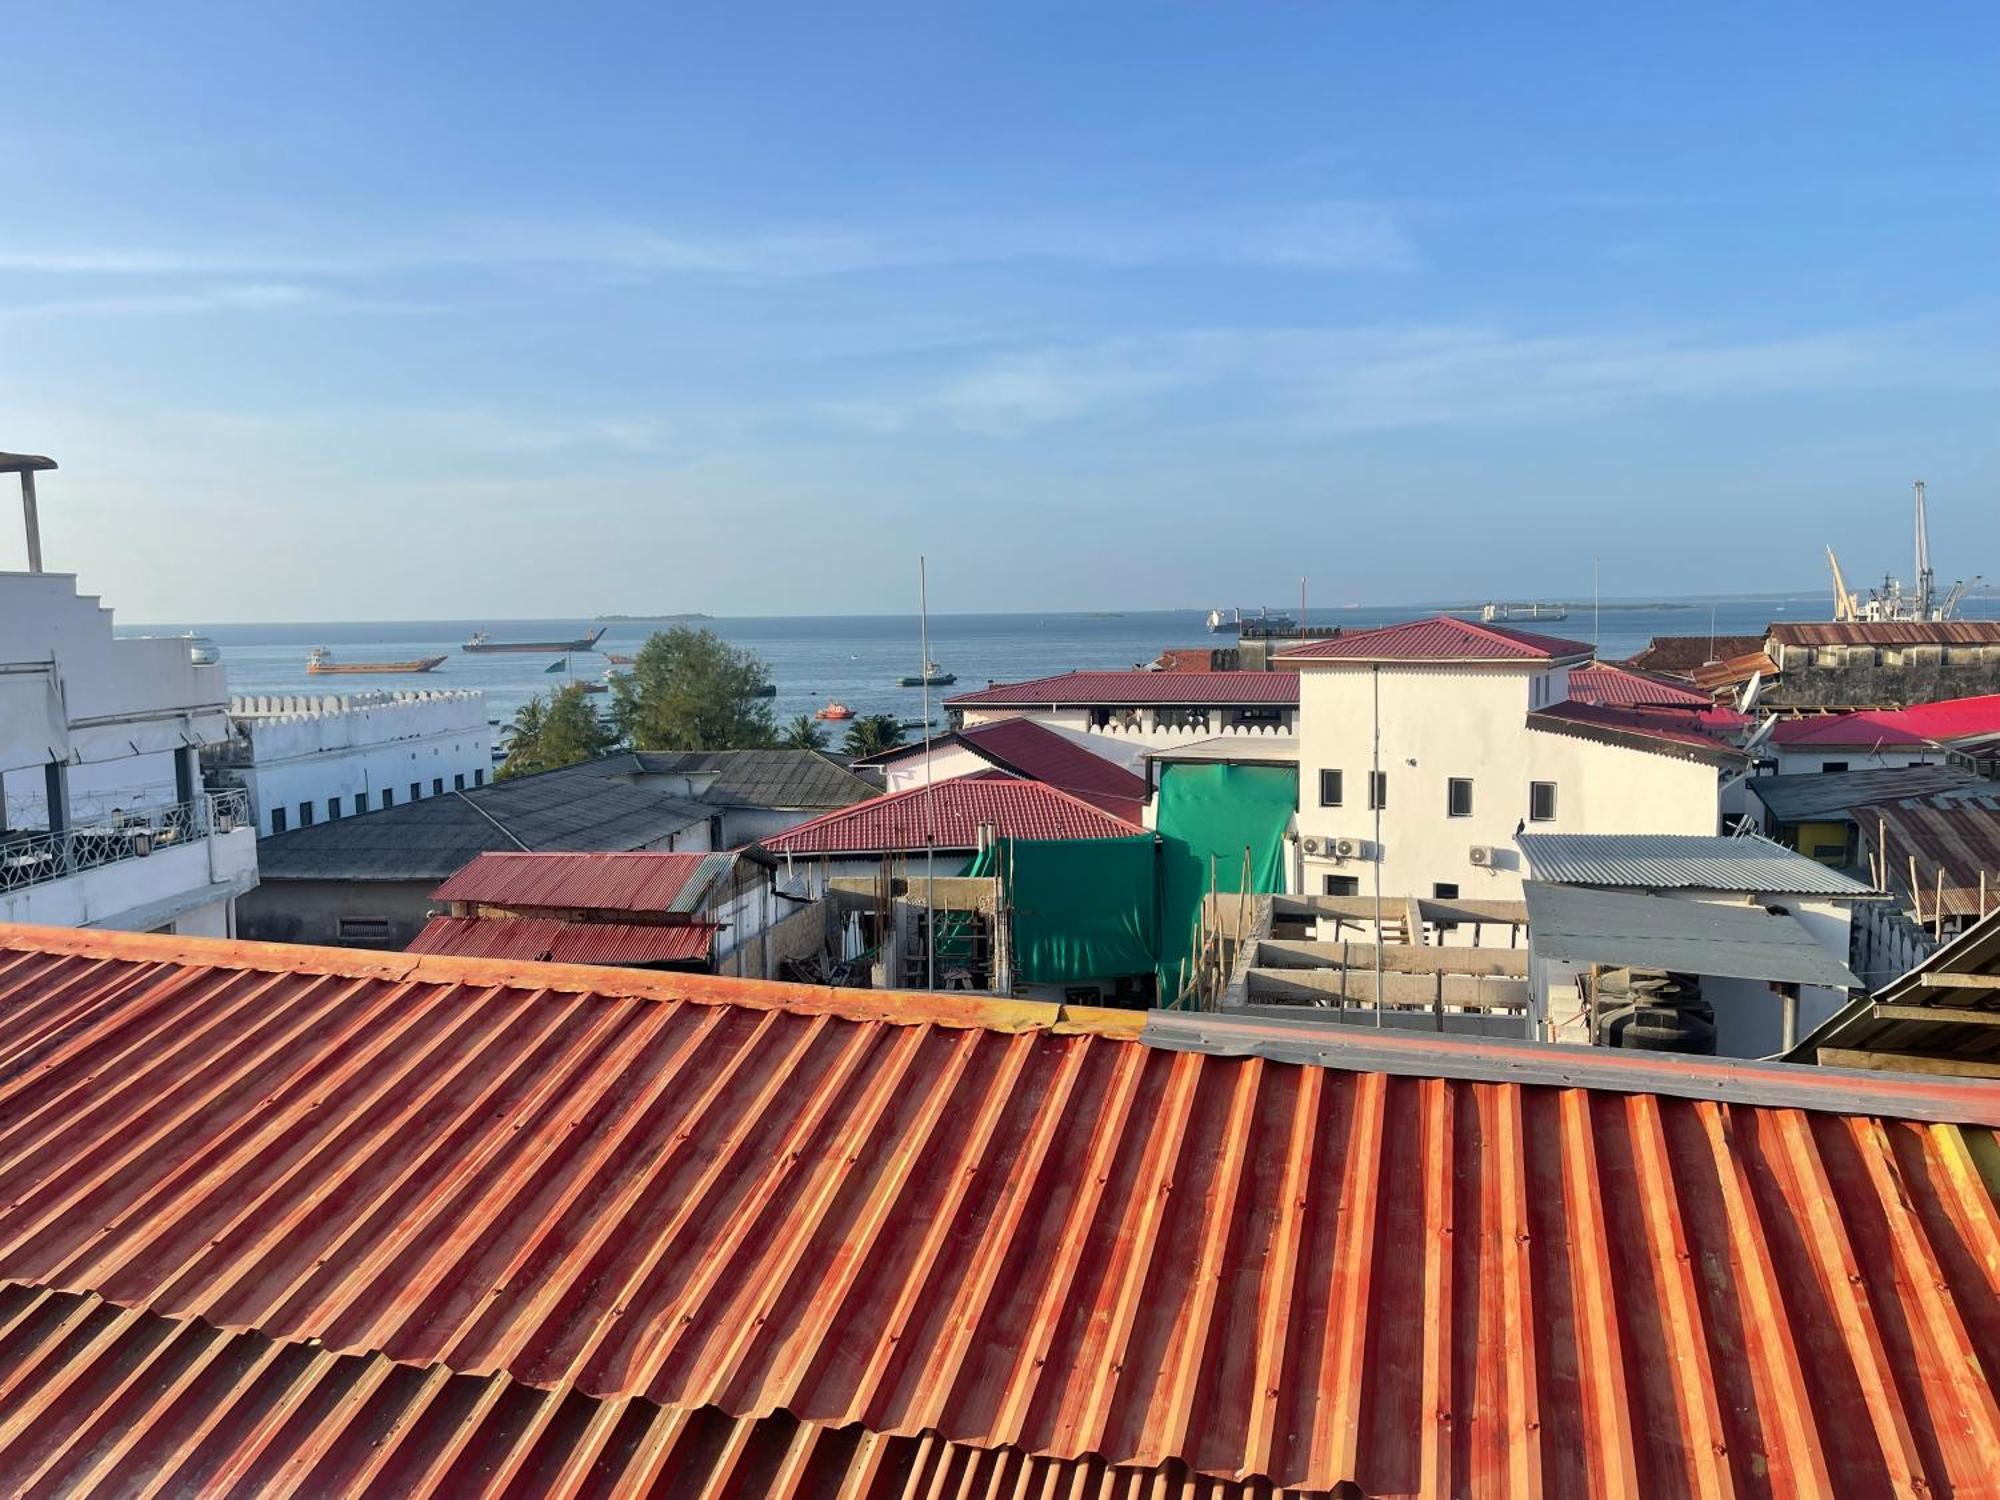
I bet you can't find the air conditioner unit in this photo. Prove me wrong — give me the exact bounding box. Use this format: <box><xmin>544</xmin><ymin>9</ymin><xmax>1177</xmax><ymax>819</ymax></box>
<box><xmin>1331</xmin><ymin>836</ymin><xmax>1362</xmax><ymax>861</ymax></box>
<box><xmin>1300</xmin><ymin>835</ymin><xmax>1324</xmax><ymax>856</ymax></box>
<box><xmin>1468</xmin><ymin>844</ymin><xmax>1496</xmax><ymax>868</ymax></box>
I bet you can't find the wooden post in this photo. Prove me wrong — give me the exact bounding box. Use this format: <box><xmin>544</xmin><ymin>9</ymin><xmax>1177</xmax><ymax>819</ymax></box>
<box><xmin>19</xmin><ymin>471</ymin><xmax>41</xmax><ymax>574</ymax></box>
<box><xmin>1910</xmin><ymin>854</ymin><xmax>1922</xmax><ymax>923</ymax></box>
<box><xmin>1434</xmin><ymin>968</ymin><xmax>1445</xmax><ymax>1032</ymax></box>
<box><xmin>1935</xmin><ymin>867</ymin><xmax>1946</xmax><ymax>940</ymax></box>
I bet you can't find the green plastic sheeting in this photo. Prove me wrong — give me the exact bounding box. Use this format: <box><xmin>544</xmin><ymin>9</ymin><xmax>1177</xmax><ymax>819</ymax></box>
<box><xmin>971</xmin><ymin>835</ymin><xmax>1157</xmax><ymax>987</ymax></box>
<box><xmin>1154</xmin><ymin>762</ymin><xmax>1298</xmax><ymax>1004</ymax></box>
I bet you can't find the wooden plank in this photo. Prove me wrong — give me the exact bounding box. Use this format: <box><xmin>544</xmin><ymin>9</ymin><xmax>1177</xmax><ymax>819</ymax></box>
<box><xmin>1913</xmin><ymin>973</ymin><xmax>2000</xmax><ymax>991</ymax></box>
<box><xmin>1257</xmin><ymin>940</ymin><xmax>1529</xmax><ymax>978</ymax></box>
<box><xmin>1872</xmin><ymin>1002</ymin><xmax>2000</xmax><ymax>1026</ymax></box>
<box><xmin>1817</xmin><ymin>1047</ymin><xmax>2000</xmax><ymax>1079</ymax></box>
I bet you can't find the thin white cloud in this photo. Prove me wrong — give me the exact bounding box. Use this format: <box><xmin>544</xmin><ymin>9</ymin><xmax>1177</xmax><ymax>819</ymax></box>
<box><xmin>0</xmin><ymin>282</ymin><xmax>318</xmax><ymax>319</ymax></box>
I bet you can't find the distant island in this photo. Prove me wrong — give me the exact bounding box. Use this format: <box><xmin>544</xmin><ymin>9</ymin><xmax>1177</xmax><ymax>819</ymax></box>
<box><xmin>594</xmin><ymin>612</ymin><xmax>715</xmax><ymax>622</ymax></box>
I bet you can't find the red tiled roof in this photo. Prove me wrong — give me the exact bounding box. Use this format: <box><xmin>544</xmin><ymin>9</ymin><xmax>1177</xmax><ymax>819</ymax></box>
<box><xmin>761</xmin><ymin>772</ymin><xmax>1142</xmax><ymax>854</ymax></box>
<box><xmin>899</xmin><ymin>716</ymin><xmax>1152</xmax><ymax>821</ymax></box>
<box><xmin>0</xmin><ymin>924</ymin><xmax>1992</xmax><ymax>1498</ymax></box>
<box><xmin>1530</xmin><ymin>700</ymin><xmax>1748</xmax><ymax>759</ymax></box>
<box><xmin>409</xmin><ymin>915</ymin><xmax>718</xmax><ymax>965</ymax></box>
<box><xmin>1624</xmin><ymin>633</ymin><xmax>1767</xmax><ymax>676</ymax></box>
<box><xmin>946</xmin><ymin>669</ymin><xmax>1298</xmax><ymax>707</ymax></box>
<box><xmin>1771</xmin><ymin>621</ymin><xmax>2000</xmax><ymax>647</ymax></box>
<box><xmin>1568</xmin><ymin>662</ymin><xmax>1713</xmax><ymax>708</ymax></box>
<box><xmin>432</xmin><ymin>849</ymin><xmax>734</xmax><ymax>913</ymax></box>
<box><xmin>1278</xmin><ymin>613</ymin><xmax>1593</xmax><ymax>664</ymax></box>
<box><xmin>1771</xmin><ymin>711</ymin><xmax>1936</xmax><ymax>748</ymax></box>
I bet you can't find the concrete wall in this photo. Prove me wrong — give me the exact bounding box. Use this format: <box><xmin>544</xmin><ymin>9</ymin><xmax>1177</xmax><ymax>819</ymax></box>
<box><xmin>1770</xmin><ymin>744</ymin><xmax>1936</xmax><ymax>776</ymax></box>
<box><xmin>0</xmin><ymin>825</ymin><xmax>257</xmax><ymax>932</ymax></box>
<box><xmin>224</xmin><ymin>692</ymin><xmax>492</xmax><ymax>836</ymax></box>
<box><xmin>954</xmin><ymin>706</ymin><xmax>1295</xmax><ymax>773</ymax></box>
<box><xmin>1763</xmin><ymin>653</ymin><xmax>2000</xmax><ymax>709</ymax></box>
<box><xmin>1295</xmin><ymin>663</ymin><xmax>1720</xmax><ymax>901</ymax></box>
<box><xmin>237</xmin><ymin>877</ymin><xmax>439</xmax><ymax>950</ymax></box>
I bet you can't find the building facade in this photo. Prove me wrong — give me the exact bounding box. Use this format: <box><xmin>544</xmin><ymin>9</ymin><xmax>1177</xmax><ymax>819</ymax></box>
<box><xmin>208</xmin><ymin>690</ymin><xmax>493</xmax><ymax>836</ymax></box>
<box><xmin>1282</xmin><ymin>618</ymin><xmax>1732</xmax><ymax>907</ymax></box>
<box><xmin>0</xmin><ymin>463</ymin><xmax>258</xmax><ymax>935</ymax></box>
<box><xmin>946</xmin><ymin>670</ymin><xmax>1298</xmax><ymax>771</ymax></box>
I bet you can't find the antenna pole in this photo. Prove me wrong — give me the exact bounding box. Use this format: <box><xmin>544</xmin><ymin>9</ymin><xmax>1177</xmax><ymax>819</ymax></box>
<box><xmin>1371</xmin><ymin>664</ymin><xmax>1383</xmax><ymax>1027</ymax></box>
<box><xmin>1593</xmin><ymin>558</ymin><xmax>1601</xmax><ymax>650</ymax></box>
<box><xmin>920</xmin><ymin>555</ymin><xmax>936</xmax><ymax>991</ymax></box>
<box><xmin>1913</xmin><ymin>480</ymin><xmax>1933</xmax><ymax>620</ymax></box>
<box><xmin>1300</xmin><ymin>575</ymin><xmax>1307</xmax><ymax>631</ymax></box>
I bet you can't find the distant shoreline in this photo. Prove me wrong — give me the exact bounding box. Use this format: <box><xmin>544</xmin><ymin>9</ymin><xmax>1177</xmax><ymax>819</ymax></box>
<box><xmin>593</xmin><ymin>613</ymin><xmax>715</xmax><ymax>623</ymax></box>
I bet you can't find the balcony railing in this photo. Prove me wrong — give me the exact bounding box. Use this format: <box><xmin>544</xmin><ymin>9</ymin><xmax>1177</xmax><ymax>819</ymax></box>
<box><xmin>0</xmin><ymin>788</ymin><xmax>251</xmax><ymax>896</ymax></box>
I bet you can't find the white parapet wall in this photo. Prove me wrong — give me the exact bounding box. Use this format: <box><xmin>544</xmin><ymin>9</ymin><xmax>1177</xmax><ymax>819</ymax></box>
<box><xmin>221</xmin><ymin>690</ymin><xmax>493</xmax><ymax>835</ymax></box>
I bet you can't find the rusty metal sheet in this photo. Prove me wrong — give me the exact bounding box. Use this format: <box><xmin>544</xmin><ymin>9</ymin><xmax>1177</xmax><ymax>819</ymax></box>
<box><xmin>0</xmin><ymin>925</ymin><xmax>1993</xmax><ymax>1497</ymax></box>
<box><xmin>433</xmin><ymin>850</ymin><xmax>733</xmax><ymax>913</ymax></box>
<box><xmin>409</xmin><ymin>916</ymin><xmax>719</xmax><ymax>965</ymax></box>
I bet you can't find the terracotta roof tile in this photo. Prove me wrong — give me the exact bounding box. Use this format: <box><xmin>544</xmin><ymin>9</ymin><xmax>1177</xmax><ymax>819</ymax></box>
<box><xmin>1568</xmin><ymin>662</ymin><xmax>1714</xmax><ymax>708</ymax></box>
<box><xmin>760</xmin><ymin>773</ymin><xmax>1142</xmax><ymax>854</ymax></box>
<box><xmin>1278</xmin><ymin>613</ymin><xmax>1593</xmax><ymax>663</ymax></box>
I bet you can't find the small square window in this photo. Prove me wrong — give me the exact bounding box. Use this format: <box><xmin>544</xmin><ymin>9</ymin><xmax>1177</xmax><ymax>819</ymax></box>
<box><xmin>433</xmin><ymin>778</ymin><xmax>445</xmax><ymax>795</ymax></box>
<box><xmin>1529</xmin><ymin>781</ymin><xmax>1558</xmax><ymax>822</ymax></box>
<box><xmin>410</xmin><ymin>782</ymin><xmax>422</xmax><ymax>802</ymax></box>
<box><xmin>473</xmin><ymin>768</ymin><xmax>485</xmax><ymax>787</ymax></box>
<box><xmin>1820</xmin><ymin>761</ymin><xmax>1849</xmax><ymax>775</ymax></box>
<box><xmin>1319</xmin><ymin>769</ymin><xmax>1343</xmax><ymax>807</ymax></box>
<box><xmin>454</xmin><ymin>772</ymin><xmax>466</xmax><ymax>791</ymax></box>
<box><xmin>1433</xmin><ymin>882</ymin><xmax>1459</xmax><ymax>900</ymax></box>
<box><xmin>353</xmin><ymin>793</ymin><xmax>367</xmax><ymax>816</ymax></box>
<box><xmin>381</xmin><ymin>789</ymin><xmax>394</xmax><ymax>809</ymax></box>
<box><xmin>326</xmin><ymin>798</ymin><xmax>341</xmax><ymax>821</ymax></box>
<box><xmin>270</xmin><ymin>805</ymin><xmax>288</xmax><ymax>835</ymax></box>
<box><xmin>1323</xmin><ymin>874</ymin><xmax>1359</xmax><ymax>897</ymax></box>
<box><xmin>1368</xmin><ymin>771</ymin><xmax>1388</xmax><ymax>811</ymax></box>
<box><xmin>1447</xmin><ymin>778</ymin><xmax>1473</xmax><ymax>818</ymax></box>
<box><xmin>298</xmin><ymin>802</ymin><xmax>314</xmax><ymax>828</ymax></box>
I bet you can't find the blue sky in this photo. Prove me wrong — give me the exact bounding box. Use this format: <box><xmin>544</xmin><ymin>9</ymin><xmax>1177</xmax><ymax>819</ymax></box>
<box><xmin>2</xmin><ymin>3</ymin><xmax>1995</xmax><ymax>620</ymax></box>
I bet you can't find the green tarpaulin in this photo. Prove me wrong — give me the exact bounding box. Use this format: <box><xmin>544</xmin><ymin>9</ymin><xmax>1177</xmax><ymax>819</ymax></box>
<box><xmin>972</xmin><ymin>835</ymin><xmax>1157</xmax><ymax>987</ymax></box>
<box><xmin>1153</xmin><ymin>762</ymin><xmax>1298</xmax><ymax>1004</ymax></box>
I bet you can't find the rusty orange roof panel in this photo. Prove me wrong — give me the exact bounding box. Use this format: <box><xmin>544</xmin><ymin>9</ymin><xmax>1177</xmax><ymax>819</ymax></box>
<box><xmin>0</xmin><ymin>923</ymin><xmax>1994</xmax><ymax>1497</ymax></box>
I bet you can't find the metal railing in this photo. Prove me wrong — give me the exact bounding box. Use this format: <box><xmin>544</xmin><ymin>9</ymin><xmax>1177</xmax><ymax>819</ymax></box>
<box><xmin>0</xmin><ymin>788</ymin><xmax>251</xmax><ymax>896</ymax></box>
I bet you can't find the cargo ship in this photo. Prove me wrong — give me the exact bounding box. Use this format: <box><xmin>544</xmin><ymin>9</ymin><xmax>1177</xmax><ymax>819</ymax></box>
<box><xmin>462</xmin><ymin>626</ymin><xmax>607</xmax><ymax>654</ymax></box>
<box><xmin>307</xmin><ymin>647</ymin><xmax>448</xmax><ymax>675</ymax></box>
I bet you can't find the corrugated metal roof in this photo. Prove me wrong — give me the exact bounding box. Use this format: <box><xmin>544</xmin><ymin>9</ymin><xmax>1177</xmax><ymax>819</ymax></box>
<box><xmin>1524</xmin><ymin>881</ymin><xmax>1860</xmax><ymax>987</ymax></box>
<box><xmin>1861</xmin><ymin>794</ymin><xmax>2000</xmax><ymax>919</ymax></box>
<box><xmin>865</xmin><ymin>718</ymin><xmax>1151</xmax><ymax>821</ymax></box>
<box><xmin>433</xmin><ymin>849</ymin><xmax>738</xmax><ymax>913</ymax></box>
<box><xmin>1771</xmin><ymin>710</ymin><xmax>1937</xmax><ymax>747</ymax></box>
<box><xmin>761</xmin><ymin>773</ymin><xmax>1143</xmax><ymax>854</ymax></box>
<box><xmin>1567</xmin><ymin>662</ymin><xmax>1715</xmax><ymax>708</ymax></box>
<box><xmin>408</xmin><ymin>915</ymin><xmax>719</xmax><ymax>965</ymax></box>
<box><xmin>1771</xmin><ymin>621</ymin><xmax>2000</xmax><ymax>647</ymax></box>
<box><xmin>1279</xmin><ymin>614</ymin><xmax>1593</xmax><ymax>664</ymax></box>
<box><xmin>1749</xmin><ymin>766</ymin><xmax>1990</xmax><ymax>824</ymax></box>
<box><xmin>1795</xmin><ymin>907</ymin><xmax>2000</xmax><ymax>1074</ymax></box>
<box><xmin>946</xmin><ymin>670</ymin><xmax>1299</xmax><ymax>707</ymax></box>
<box><xmin>1518</xmin><ymin>832</ymin><xmax>1878</xmax><ymax>895</ymax></box>
<box><xmin>1692</xmin><ymin>651</ymin><xmax>1777</xmax><ymax>692</ymax></box>
<box><xmin>1624</xmin><ymin>634</ymin><xmax>1767</xmax><ymax>676</ymax></box>
<box><xmin>631</xmin><ymin>748</ymin><xmax>881</xmax><ymax>809</ymax></box>
<box><xmin>1528</xmin><ymin>700</ymin><xmax>1747</xmax><ymax>760</ymax></box>
<box><xmin>0</xmin><ymin>924</ymin><xmax>1995</xmax><ymax>1498</ymax></box>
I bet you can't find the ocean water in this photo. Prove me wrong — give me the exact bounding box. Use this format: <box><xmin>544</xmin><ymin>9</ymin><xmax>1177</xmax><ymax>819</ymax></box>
<box><xmin>124</xmin><ymin>595</ymin><xmax>2000</xmax><ymax>732</ymax></box>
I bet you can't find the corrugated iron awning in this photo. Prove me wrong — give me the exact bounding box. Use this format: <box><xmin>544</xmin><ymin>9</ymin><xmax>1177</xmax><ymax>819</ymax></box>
<box><xmin>1525</xmin><ymin>881</ymin><xmax>1860</xmax><ymax>988</ymax></box>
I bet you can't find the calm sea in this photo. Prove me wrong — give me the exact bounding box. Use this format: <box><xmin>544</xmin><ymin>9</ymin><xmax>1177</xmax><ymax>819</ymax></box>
<box><xmin>122</xmin><ymin>595</ymin><xmax>2000</xmax><ymax>732</ymax></box>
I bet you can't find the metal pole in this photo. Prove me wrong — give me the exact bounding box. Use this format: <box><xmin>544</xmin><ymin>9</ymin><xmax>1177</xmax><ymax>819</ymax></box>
<box><xmin>920</xmin><ymin>555</ymin><xmax>936</xmax><ymax>991</ymax></box>
<box><xmin>20</xmin><ymin>473</ymin><xmax>42</xmax><ymax>573</ymax></box>
<box><xmin>1371</xmin><ymin>664</ymin><xmax>1383</xmax><ymax>1024</ymax></box>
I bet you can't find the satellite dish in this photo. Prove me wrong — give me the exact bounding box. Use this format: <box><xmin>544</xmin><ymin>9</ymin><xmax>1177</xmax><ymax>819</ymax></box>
<box><xmin>1736</xmin><ymin>671</ymin><xmax>1764</xmax><ymax>715</ymax></box>
<box><xmin>1739</xmin><ymin>716</ymin><xmax>1777</xmax><ymax>755</ymax></box>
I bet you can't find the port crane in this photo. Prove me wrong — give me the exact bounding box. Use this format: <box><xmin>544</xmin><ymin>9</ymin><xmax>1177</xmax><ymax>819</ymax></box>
<box><xmin>1825</xmin><ymin>480</ymin><xmax>1980</xmax><ymax>623</ymax></box>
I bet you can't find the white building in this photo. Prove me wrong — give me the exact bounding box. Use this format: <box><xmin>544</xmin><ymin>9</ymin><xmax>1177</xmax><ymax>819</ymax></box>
<box><xmin>1280</xmin><ymin>617</ymin><xmax>1738</xmax><ymax>908</ymax></box>
<box><xmin>946</xmin><ymin>670</ymin><xmax>1298</xmax><ymax>772</ymax></box>
<box><xmin>210</xmin><ymin>690</ymin><xmax>493</xmax><ymax>836</ymax></box>
<box><xmin>0</xmin><ymin>451</ymin><xmax>256</xmax><ymax>935</ymax></box>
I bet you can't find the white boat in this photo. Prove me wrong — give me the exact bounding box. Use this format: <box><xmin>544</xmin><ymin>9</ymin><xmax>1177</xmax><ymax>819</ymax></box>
<box><xmin>183</xmin><ymin>634</ymin><xmax>221</xmax><ymax>665</ymax></box>
<box><xmin>1480</xmin><ymin>602</ymin><xmax>1569</xmax><ymax>624</ymax></box>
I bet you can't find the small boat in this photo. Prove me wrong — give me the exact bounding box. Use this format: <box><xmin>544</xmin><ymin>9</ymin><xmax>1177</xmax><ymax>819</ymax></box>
<box><xmin>463</xmin><ymin>626</ymin><xmax>607</xmax><ymax>654</ymax></box>
<box><xmin>606</xmin><ymin>653</ymin><xmax>637</xmax><ymax>666</ymax></box>
<box><xmin>898</xmin><ymin>660</ymin><xmax>957</xmax><ymax>687</ymax></box>
<box><xmin>815</xmin><ymin>701</ymin><xmax>856</xmax><ymax>722</ymax></box>
<box><xmin>307</xmin><ymin>647</ymin><xmax>447</xmax><ymax>675</ymax></box>
<box><xmin>1480</xmin><ymin>602</ymin><xmax>1570</xmax><ymax>623</ymax></box>
<box><xmin>752</xmin><ymin>683</ymin><xmax>778</xmax><ymax>698</ymax></box>
<box><xmin>184</xmin><ymin>634</ymin><xmax>222</xmax><ymax>666</ymax></box>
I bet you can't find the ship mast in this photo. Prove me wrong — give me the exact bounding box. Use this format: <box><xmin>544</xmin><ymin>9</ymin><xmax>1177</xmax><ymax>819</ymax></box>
<box><xmin>1913</xmin><ymin>480</ymin><xmax>1933</xmax><ymax>621</ymax></box>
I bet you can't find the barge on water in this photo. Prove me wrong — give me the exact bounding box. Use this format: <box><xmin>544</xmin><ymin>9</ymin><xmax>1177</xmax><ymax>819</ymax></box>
<box><xmin>462</xmin><ymin>626</ymin><xmax>607</xmax><ymax>654</ymax></box>
<box><xmin>307</xmin><ymin>648</ymin><xmax>448</xmax><ymax>675</ymax></box>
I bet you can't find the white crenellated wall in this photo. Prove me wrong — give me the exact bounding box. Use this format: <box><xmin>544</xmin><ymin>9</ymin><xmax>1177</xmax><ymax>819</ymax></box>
<box><xmin>221</xmin><ymin>690</ymin><xmax>492</xmax><ymax>835</ymax></box>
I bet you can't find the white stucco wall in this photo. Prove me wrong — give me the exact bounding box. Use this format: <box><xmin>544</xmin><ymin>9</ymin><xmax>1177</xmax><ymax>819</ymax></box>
<box><xmin>1769</xmin><ymin>745</ymin><xmax>1935</xmax><ymax>776</ymax></box>
<box><xmin>226</xmin><ymin>692</ymin><xmax>492</xmax><ymax>835</ymax></box>
<box><xmin>953</xmin><ymin>706</ymin><xmax>1294</xmax><ymax>774</ymax></box>
<box><xmin>1295</xmin><ymin>663</ymin><xmax>1721</xmax><ymax>901</ymax></box>
<box><xmin>0</xmin><ymin>825</ymin><xmax>257</xmax><ymax>932</ymax></box>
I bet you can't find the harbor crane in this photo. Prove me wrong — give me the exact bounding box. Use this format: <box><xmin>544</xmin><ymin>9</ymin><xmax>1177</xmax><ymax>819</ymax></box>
<box><xmin>1823</xmin><ymin>480</ymin><xmax>1980</xmax><ymax>623</ymax></box>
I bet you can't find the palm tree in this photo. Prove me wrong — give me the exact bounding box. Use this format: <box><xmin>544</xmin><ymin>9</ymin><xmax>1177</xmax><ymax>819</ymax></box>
<box><xmin>781</xmin><ymin>713</ymin><xmax>827</xmax><ymax>751</ymax></box>
<box><xmin>841</xmin><ymin>713</ymin><xmax>906</xmax><ymax>759</ymax></box>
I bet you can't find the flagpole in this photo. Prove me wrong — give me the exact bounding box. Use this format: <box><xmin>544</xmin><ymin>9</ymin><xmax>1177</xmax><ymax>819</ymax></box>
<box><xmin>920</xmin><ymin>556</ymin><xmax>936</xmax><ymax>991</ymax></box>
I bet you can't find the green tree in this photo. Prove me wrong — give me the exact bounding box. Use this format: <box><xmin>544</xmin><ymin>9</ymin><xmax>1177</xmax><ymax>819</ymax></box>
<box><xmin>781</xmin><ymin>713</ymin><xmax>828</xmax><ymax>751</ymax></box>
<box><xmin>841</xmin><ymin>713</ymin><xmax>906</xmax><ymax>759</ymax></box>
<box><xmin>498</xmin><ymin>684</ymin><xmax>618</xmax><ymax>778</ymax></box>
<box><xmin>611</xmin><ymin>627</ymin><xmax>778</xmax><ymax>750</ymax></box>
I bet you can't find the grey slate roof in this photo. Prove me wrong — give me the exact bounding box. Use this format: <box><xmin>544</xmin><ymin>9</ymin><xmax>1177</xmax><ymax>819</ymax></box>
<box><xmin>1746</xmin><ymin>765</ymin><xmax>1989</xmax><ymax>824</ymax></box>
<box><xmin>257</xmin><ymin>761</ymin><xmax>713</xmax><ymax>882</ymax></box>
<box><xmin>631</xmin><ymin>749</ymin><xmax>880</xmax><ymax>808</ymax></box>
<box><xmin>1516</xmin><ymin>832</ymin><xmax>1876</xmax><ymax>896</ymax></box>
<box><xmin>1524</xmin><ymin>882</ymin><xmax>1860</xmax><ymax>988</ymax></box>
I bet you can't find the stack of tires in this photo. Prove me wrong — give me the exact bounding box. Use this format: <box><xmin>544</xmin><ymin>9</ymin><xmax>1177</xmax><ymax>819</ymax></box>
<box><xmin>1596</xmin><ymin>970</ymin><xmax>1717</xmax><ymax>1056</ymax></box>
